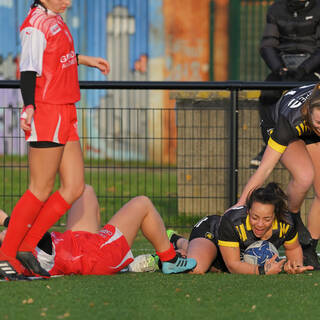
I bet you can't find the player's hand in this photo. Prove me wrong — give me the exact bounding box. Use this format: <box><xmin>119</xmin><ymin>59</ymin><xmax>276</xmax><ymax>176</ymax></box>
<box><xmin>20</xmin><ymin>105</ymin><xmax>34</xmax><ymax>131</ymax></box>
<box><xmin>264</xmin><ymin>255</ymin><xmax>286</xmax><ymax>275</ymax></box>
<box><xmin>92</xmin><ymin>57</ymin><xmax>110</xmax><ymax>75</ymax></box>
<box><xmin>78</xmin><ymin>55</ymin><xmax>110</xmax><ymax>75</ymax></box>
<box><xmin>284</xmin><ymin>260</ymin><xmax>314</xmax><ymax>274</ymax></box>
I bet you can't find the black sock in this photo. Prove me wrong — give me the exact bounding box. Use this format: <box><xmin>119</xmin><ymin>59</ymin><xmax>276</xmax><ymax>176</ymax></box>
<box><xmin>170</xmin><ymin>234</ymin><xmax>183</xmax><ymax>250</ymax></box>
<box><xmin>289</xmin><ymin>211</ymin><xmax>301</xmax><ymax>224</ymax></box>
<box><xmin>166</xmin><ymin>255</ymin><xmax>178</xmax><ymax>263</ymax></box>
<box><xmin>311</xmin><ymin>239</ymin><xmax>318</xmax><ymax>250</ymax></box>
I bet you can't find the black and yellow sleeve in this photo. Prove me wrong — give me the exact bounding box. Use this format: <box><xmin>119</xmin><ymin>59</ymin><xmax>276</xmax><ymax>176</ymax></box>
<box><xmin>218</xmin><ymin>215</ymin><xmax>240</xmax><ymax>248</ymax></box>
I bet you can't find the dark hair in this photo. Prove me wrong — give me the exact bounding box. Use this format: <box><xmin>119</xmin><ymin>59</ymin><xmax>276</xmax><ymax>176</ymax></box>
<box><xmin>31</xmin><ymin>0</ymin><xmax>47</xmax><ymax>10</ymax></box>
<box><xmin>246</xmin><ymin>182</ymin><xmax>288</xmax><ymax>222</ymax></box>
<box><xmin>302</xmin><ymin>83</ymin><xmax>320</xmax><ymax>133</ymax></box>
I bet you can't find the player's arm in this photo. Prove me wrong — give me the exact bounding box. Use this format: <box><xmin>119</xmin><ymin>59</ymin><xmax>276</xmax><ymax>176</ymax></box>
<box><xmin>19</xmin><ymin>26</ymin><xmax>46</xmax><ymax>130</ymax></box>
<box><xmin>298</xmin><ymin>23</ymin><xmax>320</xmax><ymax>75</ymax></box>
<box><xmin>76</xmin><ymin>54</ymin><xmax>110</xmax><ymax>75</ymax></box>
<box><xmin>219</xmin><ymin>245</ymin><xmax>284</xmax><ymax>275</ymax></box>
<box><xmin>236</xmin><ymin>145</ymin><xmax>282</xmax><ymax>205</ymax></box>
<box><xmin>219</xmin><ymin>245</ymin><xmax>258</xmax><ymax>274</ymax></box>
<box><xmin>283</xmin><ymin>234</ymin><xmax>313</xmax><ymax>274</ymax></box>
<box><xmin>259</xmin><ymin>10</ymin><xmax>283</xmax><ymax>73</ymax></box>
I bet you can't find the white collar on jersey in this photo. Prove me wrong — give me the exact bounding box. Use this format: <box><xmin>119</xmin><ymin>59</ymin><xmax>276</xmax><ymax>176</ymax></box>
<box><xmin>37</xmin><ymin>4</ymin><xmax>59</xmax><ymax>17</ymax></box>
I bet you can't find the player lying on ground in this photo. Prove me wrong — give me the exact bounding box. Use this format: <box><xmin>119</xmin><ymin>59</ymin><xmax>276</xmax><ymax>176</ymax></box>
<box><xmin>236</xmin><ymin>83</ymin><xmax>320</xmax><ymax>269</ymax></box>
<box><xmin>0</xmin><ymin>185</ymin><xmax>196</xmax><ymax>279</ymax></box>
<box><xmin>168</xmin><ymin>183</ymin><xmax>313</xmax><ymax>275</ymax></box>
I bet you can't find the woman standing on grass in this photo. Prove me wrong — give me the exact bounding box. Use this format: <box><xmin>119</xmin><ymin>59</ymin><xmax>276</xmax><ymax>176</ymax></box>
<box><xmin>169</xmin><ymin>183</ymin><xmax>313</xmax><ymax>275</ymax></box>
<box><xmin>0</xmin><ymin>185</ymin><xmax>197</xmax><ymax>278</ymax></box>
<box><xmin>0</xmin><ymin>0</ymin><xmax>110</xmax><ymax>279</ymax></box>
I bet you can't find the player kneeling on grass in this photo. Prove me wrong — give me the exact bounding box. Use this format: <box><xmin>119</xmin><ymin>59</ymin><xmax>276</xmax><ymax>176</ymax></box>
<box><xmin>168</xmin><ymin>183</ymin><xmax>313</xmax><ymax>275</ymax></box>
<box><xmin>0</xmin><ymin>185</ymin><xmax>196</xmax><ymax>279</ymax></box>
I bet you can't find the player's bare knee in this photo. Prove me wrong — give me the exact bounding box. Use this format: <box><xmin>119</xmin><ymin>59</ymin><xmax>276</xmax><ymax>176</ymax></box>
<box><xmin>294</xmin><ymin>173</ymin><xmax>314</xmax><ymax>191</ymax></box>
<box><xmin>29</xmin><ymin>183</ymin><xmax>54</xmax><ymax>201</ymax></box>
<box><xmin>60</xmin><ymin>182</ymin><xmax>85</xmax><ymax>203</ymax></box>
<box><xmin>83</xmin><ymin>184</ymin><xmax>95</xmax><ymax>196</ymax></box>
<box><xmin>133</xmin><ymin>195</ymin><xmax>153</xmax><ymax>208</ymax></box>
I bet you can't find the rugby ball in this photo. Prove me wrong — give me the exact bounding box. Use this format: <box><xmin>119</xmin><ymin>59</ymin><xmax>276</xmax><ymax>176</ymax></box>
<box><xmin>243</xmin><ymin>240</ymin><xmax>279</xmax><ymax>266</ymax></box>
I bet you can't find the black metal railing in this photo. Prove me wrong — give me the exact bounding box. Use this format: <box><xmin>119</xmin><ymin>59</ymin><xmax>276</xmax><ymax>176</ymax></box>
<box><xmin>0</xmin><ymin>80</ymin><xmax>314</xmax><ymax>227</ymax></box>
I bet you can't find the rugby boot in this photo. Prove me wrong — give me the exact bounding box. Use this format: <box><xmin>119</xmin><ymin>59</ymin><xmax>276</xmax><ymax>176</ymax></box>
<box><xmin>162</xmin><ymin>254</ymin><xmax>196</xmax><ymax>274</ymax></box>
<box><xmin>303</xmin><ymin>239</ymin><xmax>320</xmax><ymax>270</ymax></box>
<box><xmin>17</xmin><ymin>251</ymin><xmax>50</xmax><ymax>278</ymax></box>
<box><xmin>0</xmin><ymin>249</ymin><xmax>28</xmax><ymax>281</ymax></box>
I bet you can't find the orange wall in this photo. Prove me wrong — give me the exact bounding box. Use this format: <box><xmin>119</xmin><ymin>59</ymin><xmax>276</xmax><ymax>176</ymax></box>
<box><xmin>161</xmin><ymin>0</ymin><xmax>211</xmax><ymax>164</ymax></box>
<box><xmin>161</xmin><ymin>0</ymin><xmax>229</xmax><ymax>163</ymax></box>
<box><xmin>163</xmin><ymin>0</ymin><xmax>211</xmax><ymax>82</ymax></box>
<box><xmin>214</xmin><ymin>0</ymin><xmax>229</xmax><ymax>81</ymax></box>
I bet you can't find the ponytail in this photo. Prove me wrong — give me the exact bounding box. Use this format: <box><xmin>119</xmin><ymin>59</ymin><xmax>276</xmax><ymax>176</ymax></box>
<box><xmin>31</xmin><ymin>0</ymin><xmax>47</xmax><ymax>10</ymax></box>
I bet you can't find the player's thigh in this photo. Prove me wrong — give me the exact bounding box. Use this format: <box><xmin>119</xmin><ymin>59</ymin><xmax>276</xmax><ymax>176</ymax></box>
<box><xmin>187</xmin><ymin>238</ymin><xmax>218</xmax><ymax>274</ymax></box>
<box><xmin>66</xmin><ymin>185</ymin><xmax>101</xmax><ymax>233</ymax></box>
<box><xmin>59</xmin><ymin>140</ymin><xmax>85</xmax><ymax>201</ymax></box>
<box><xmin>108</xmin><ymin>196</ymin><xmax>151</xmax><ymax>247</ymax></box>
<box><xmin>28</xmin><ymin>145</ymin><xmax>64</xmax><ymax>199</ymax></box>
<box><xmin>280</xmin><ymin>140</ymin><xmax>314</xmax><ymax>185</ymax></box>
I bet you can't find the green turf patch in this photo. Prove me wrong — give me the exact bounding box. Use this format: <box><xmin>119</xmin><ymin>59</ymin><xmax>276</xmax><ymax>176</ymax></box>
<box><xmin>1</xmin><ymin>237</ymin><xmax>320</xmax><ymax>320</ymax></box>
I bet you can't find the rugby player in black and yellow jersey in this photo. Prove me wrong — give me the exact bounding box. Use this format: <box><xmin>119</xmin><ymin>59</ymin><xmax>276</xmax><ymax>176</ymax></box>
<box><xmin>169</xmin><ymin>183</ymin><xmax>313</xmax><ymax>275</ymax></box>
<box><xmin>236</xmin><ymin>83</ymin><xmax>320</xmax><ymax>269</ymax></box>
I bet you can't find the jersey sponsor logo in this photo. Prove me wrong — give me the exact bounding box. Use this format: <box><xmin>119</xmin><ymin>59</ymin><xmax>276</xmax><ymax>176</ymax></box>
<box><xmin>287</xmin><ymin>91</ymin><xmax>312</xmax><ymax>109</ymax></box>
<box><xmin>205</xmin><ymin>232</ymin><xmax>214</xmax><ymax>240</ymax></box>
<box><xmin>99</xmin><ymin>229</ymin><xmax>113</xmax><ymax>237</ymax></box>
<box><xmin>50</xmin><ymin>23</ymin><xmax>61</xmax><ymax>35</ymax></box>
<box><xmin>267</xmin><ymin>128</ymin><xmax>274</xmax><ymax>136</ymax></box>
<box><xmin>60</xmin><ymin>50</ymin><xmax>77</xmax><ymax>69</ymax></box>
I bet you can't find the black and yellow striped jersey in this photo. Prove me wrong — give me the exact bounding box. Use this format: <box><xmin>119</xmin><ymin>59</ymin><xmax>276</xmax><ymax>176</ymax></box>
<box><xmin>268</xmin><ymin>83</ymin><xmax>320</xmax><ymax>154</ymax></box>
<box><xmin>217</xmin><ymin>206</ymin><xmax>297</xmax><ymax>256</ymax></box>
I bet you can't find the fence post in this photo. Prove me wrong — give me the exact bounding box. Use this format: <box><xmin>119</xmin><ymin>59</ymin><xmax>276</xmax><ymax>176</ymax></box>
<box><xmin>229</xmin><ymin>89</ymin><xmax>238</xmax><ymax>207</ymax></box>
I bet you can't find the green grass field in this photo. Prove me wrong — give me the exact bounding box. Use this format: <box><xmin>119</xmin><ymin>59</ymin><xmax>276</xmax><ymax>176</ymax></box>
<box><xmin>2</xmin><ymin>235</ymin><xmax>320</xmax><ymax>320</ymax></box>
<box><xmin>1</xmin><ymin>160</ymin><xmax>319</xmax><ymax>319</ymax></box>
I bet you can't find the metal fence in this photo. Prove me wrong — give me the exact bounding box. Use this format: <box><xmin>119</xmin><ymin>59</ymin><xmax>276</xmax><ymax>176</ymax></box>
<box><xmin>228</xmin><ymin>0</ymin><xmax>275</xmax><ymax>81</ymax></box>
<box><xmin>0</xmin><ymin>80</ymin><xmax>314</xmax><ymax>228</ymax></box>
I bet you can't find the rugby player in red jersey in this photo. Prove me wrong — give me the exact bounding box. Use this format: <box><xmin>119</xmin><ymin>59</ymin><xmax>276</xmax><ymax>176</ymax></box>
<box><xmin>0</xmin><ymin>185</ymin><xmax>196</xmax><ymax>276</ymax></box>
<box><xmin>0</xmin><ymin>0</ymin><xmax>111</xmax><ymax>280</ymax></box>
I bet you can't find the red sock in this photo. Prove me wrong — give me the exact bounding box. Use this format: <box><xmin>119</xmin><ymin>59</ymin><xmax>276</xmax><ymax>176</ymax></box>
<box><xmin>156</xmin><ymin>243</ymin><xmax>177</xmax><ymax>262</ymax></box>
<box><xmin>19</xmin><ymin>191</ymin><xmax>71</xmax><ymax>252</ymax></box>
<box><xmin>1</xmin><ymin>189</ymin><xmax>43</xmax><ymax>257</ymax></box>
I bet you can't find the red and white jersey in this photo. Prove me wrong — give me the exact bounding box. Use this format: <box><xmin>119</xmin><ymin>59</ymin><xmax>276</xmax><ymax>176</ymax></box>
<box><xmin>35</xmin><ymin>224</ymin><xmax>134</xmax><ymax>276</ymax></box>
<box><xmin>20</xmin><ymin>6</ymin><xmax>80</xmax><ymax>105</ymax></box>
